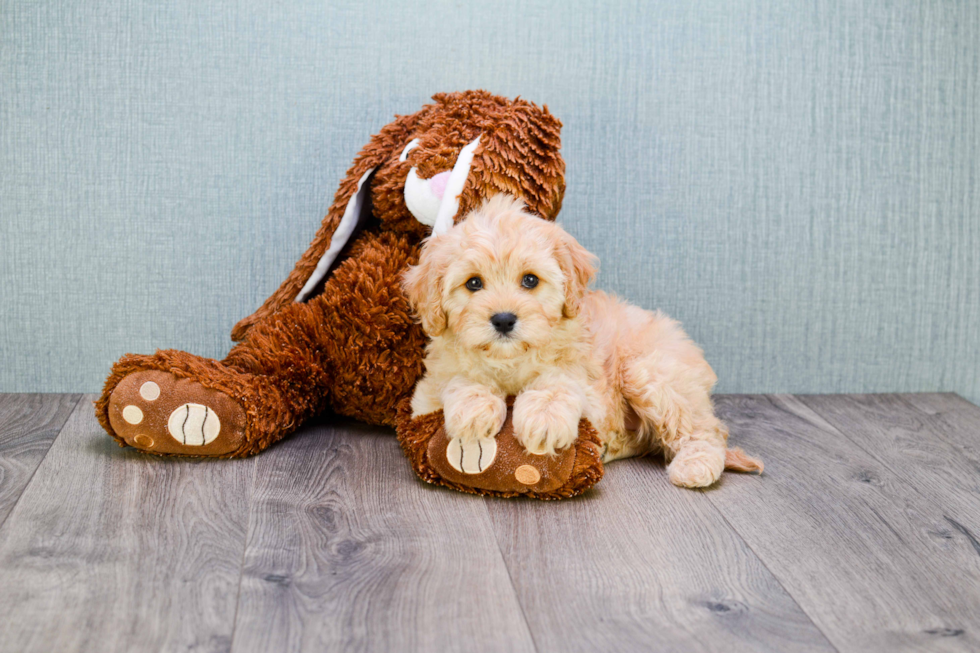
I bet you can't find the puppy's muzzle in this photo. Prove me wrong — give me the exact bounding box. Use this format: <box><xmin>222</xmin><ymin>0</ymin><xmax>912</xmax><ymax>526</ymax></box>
<box><xmin>490</xmin><ymin>312</ymin><xmax>517</xmax><ymax>335</ymax></box>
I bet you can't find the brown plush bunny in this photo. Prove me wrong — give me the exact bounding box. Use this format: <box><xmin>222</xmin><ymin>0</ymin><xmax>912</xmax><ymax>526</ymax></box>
<box><xmin>96</xmin><ymin>90</ymin><xmax>603</xmax><ymax>498</ymax></box>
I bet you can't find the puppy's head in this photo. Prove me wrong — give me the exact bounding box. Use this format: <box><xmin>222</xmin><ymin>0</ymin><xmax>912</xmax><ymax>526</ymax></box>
<box><xmin>403</xmin><ymin>194</ymin><xmax>596</xmax><ymax>358</ymax></box>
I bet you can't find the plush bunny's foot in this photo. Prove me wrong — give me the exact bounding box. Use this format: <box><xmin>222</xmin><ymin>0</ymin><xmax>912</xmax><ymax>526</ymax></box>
<box><xmin>105</xmin><ymin>369</ymin><xmax>247</xmax><ymax>456</ymax></box>
<box><xmin>396</xmin><ymin>398</ymin><xmax>605</xmax><ymax>500</ymax></box>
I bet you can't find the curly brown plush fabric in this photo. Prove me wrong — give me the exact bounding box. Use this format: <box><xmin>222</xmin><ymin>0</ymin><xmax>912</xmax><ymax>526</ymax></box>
<box><xmin>95</xmin><ymin>90</ymin><xmax>602</xmax><ymax>503</ymax></box>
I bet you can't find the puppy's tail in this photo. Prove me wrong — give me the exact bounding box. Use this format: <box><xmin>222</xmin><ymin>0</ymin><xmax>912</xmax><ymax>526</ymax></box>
<box><xmin>724</xmin><ymin>447</ymin><xmax>764</xmax><ymax>474</ymax></box>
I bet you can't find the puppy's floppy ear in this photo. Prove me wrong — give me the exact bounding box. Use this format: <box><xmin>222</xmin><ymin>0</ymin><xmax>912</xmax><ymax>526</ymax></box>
<box><xmin>402</xmin><ymin>237</ymin><xmax>450</xmax><ymax>336</ymax></box>
<box><xmin>555</xmin><ymin>227</ymin><xmax>598</xmax><ymax>318</ymax></box>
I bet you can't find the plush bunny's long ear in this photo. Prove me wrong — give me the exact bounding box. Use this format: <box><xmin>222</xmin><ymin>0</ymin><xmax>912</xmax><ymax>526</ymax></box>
<box><xmin>294</xmin><ymin>167</ymin><xmax>375</xmax><ymax>302</ymax></box>
<box><xmin>231</xmin><ymin>112</ymin><xmax>422</xmax><ymax>341</ymax></box>
<box><xmin>469</xmin><ymin>101</ymin><xmax>565</xmax><ymax>222</ymax></box>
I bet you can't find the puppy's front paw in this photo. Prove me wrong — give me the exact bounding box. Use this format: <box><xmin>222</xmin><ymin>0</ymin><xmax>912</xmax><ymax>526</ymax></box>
<box><xmin>444</xmin><ymin>389</ymin><xmax>507</xmax><ymax>443</ymax></box>
<box><xmin>668</xmin><ymin>442</ymin><xmax>725</xmax><ymax>488</ymax></box>
<box><xmin>513</xmin><ymin>388</ymin><xmax>581</xmax><ymax>455</ymax></box>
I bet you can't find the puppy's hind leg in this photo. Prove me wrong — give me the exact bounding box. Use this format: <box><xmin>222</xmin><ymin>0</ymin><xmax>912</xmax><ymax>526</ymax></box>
<box><xmin>621</xmin><ymin>355</ymin><xmax>729</xmax><ymax>488</ymax></box>
<box><xmin>665</xmin><ymin>416</ymin><xmax>729</xmax><ymax>488</ymax></box>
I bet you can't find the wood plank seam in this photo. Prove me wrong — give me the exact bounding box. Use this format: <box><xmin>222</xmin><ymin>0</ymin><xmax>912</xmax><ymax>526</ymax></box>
<box><xmin>788</xmin><ymin>393</ymin><xmax>980</xmax><ymax>644</ymax></box>
<box><xmin>226</xmin><ymin>456</ymin><xmax>260</xmax><ymax>653</ymax></box>
<box><xmin>894</xmin><ymin>393</ymin><xmax>980</xmax><ymax>462</ymax></box>
<box><xmin>0</xmin><ymin>394</ymin><xmax>257</xmax><ymax>651</ymax></box>
<box><xmin>0</xmin><ymin>394</ymin><xmax>82</xmax><ymax>532</ymax></box>
<box><xmin>829</xmin><ymin>393</ymin><xmax>980</xmax><ymax>565</ymax></box>
<box><xmin>711</xmin><ymin>393</ymin><xmax>980</xmax><ymax>651</ymax></box>
<box><xmin>482</xmin><ymin>497</ymin><xmax>542</xmax><ymax>653</ymax></box>
<box><xmin>228</xmin><ymin>421</ymin><xmax>538</xmax><ymax>652</ymax></box>
<box><xmin>700</xmin><ymin>488</ymin><xmax>842</xmax><ymax>653</ymax></box>
<box><xmin>796</xmin><ymin>394</ymin><xmax>977</xmax><ymax>529</ymax></box>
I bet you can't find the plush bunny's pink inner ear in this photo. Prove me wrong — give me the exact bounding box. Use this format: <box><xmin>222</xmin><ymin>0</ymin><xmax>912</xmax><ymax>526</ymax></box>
<box><xmin>295</xmin><ymin>168</ymin><xmax>375</xmax><ymax>302</ymax></box>
<box><xmin>403</xmin><ymin>135</ymin><xmax>482</xmax><ymax>233</ymax></box>
<box><xmin>431</xmin><ymin>135</ymin><xmax>481</xmax><ymax>235</ymax></box>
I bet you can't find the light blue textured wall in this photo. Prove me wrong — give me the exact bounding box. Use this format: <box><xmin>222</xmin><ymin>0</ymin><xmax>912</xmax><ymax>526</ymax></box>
<box><xmin>1</xmin><ymin>1</ymin><xmax>978</xmax><ymax>404</ymax></box>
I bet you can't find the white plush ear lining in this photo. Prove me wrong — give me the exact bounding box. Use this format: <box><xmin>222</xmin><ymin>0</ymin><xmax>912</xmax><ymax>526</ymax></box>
<box><xmin>399</xmin><ymin>139</ymin><xmax>420</xmax><ymax>162</ymax></box>
<box><xmin>295</xmin><ymin>167</ymin><xmax>374</xmax><ymax>302</ymax></box>
<box><xmin>432</xmin><ymin>135</ymin><xmax>481</xmax><ymax>236</ymax></box>
<box><xmin>403</xmin><ymin>167</ymin><xmax>442</xmax><ymax>227</ymax></box>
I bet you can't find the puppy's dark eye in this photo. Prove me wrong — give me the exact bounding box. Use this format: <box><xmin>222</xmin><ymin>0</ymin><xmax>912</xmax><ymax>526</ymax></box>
<box><xmin>521</xmin><ymin>274</ymin><xmax>539</xmax><ymax>289</ymax></box>
<box><xmin>465</xmin><ymin>277</ymin><xmax>483</xmax><ymax>292</ymax></box>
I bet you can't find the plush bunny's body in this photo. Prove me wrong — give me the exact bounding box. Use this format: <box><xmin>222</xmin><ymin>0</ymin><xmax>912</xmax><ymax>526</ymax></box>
<box><xmin>97</xmin><ymin>91</ymin><xmax>569</xmax><ymax>461</ymax></box>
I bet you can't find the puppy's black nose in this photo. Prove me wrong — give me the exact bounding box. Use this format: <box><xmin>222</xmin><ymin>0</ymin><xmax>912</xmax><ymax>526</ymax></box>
<box><xmin>490</xmin><ymin>312</ymin><xmax>517</xmax><ymax>334</ymax></box>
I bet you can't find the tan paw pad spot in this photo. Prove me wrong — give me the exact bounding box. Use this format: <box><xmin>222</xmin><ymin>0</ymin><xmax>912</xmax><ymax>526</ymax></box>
<box><xmin>133</xmin><ymin>434</ymin><xmax>154</xmax><ymax>449</ymax></box>
<box><xmin>515</xmin><ymin>465</ymin><xmax>541</xmax><ymax>486</ymax></box>
<box><xmin>139</xmin><ymin>381</ymin><xmax>161</xmax><ymax>401</ymax></box>
<box><xmin>122</xmin><ymin>405</ymin><xmax>143</xmax><ymax>425</ymax></box>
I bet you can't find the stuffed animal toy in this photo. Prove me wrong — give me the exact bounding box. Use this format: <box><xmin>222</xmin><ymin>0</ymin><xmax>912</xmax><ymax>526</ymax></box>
<box><xmin>396</xmin><ymin>398</ymin><xmax>605</xmax><ymax>499</ymax></box>
<box><xmin>96</xmin><ymin>90</ymin><xmax>605</xmax><ymax>498</ymax></box>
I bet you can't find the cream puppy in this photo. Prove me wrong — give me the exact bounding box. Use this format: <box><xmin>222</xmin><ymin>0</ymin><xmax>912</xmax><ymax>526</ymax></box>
<box><xmin>402</xmin><ymin>195</ymin><xmax>761</xmax><ymax>488</ymax></box>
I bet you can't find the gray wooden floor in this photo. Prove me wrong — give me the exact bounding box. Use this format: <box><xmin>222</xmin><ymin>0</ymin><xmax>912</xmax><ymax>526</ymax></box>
<box><xmin>0</xmin><ymin>394</ymin><xmax>978</xmax><ymax>652</ymax></box>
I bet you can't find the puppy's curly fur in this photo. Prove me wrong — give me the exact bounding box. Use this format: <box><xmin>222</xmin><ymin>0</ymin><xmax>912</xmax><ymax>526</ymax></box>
<box><xmin>403</xmin><ymin>195</ymin><xmax>762</xmax><ymax>488</ymax></box>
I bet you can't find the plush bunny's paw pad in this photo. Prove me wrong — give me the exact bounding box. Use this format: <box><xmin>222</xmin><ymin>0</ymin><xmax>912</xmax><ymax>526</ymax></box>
<box><xmin>446</xmin><ymin>437</ymin><xmax>497</xmax><ymax>474</ymax></box>
<box><xmin>107</xmin><ymin>370</ymin><xmax>246</xmax><ymax>456</ymax></box>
